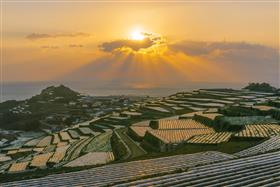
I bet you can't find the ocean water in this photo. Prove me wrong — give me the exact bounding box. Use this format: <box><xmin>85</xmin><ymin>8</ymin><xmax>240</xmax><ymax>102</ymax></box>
<box><xmin>1</xmin><ymin>81</ymin><xmax>245</xmax><ymax>102</ymax></box>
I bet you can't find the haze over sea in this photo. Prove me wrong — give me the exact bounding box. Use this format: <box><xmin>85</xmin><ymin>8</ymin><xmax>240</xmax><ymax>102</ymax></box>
<box><xmin>2</xmin><ymin>81</ymin><xmax>246</xmax><ymax>102</ymax></box>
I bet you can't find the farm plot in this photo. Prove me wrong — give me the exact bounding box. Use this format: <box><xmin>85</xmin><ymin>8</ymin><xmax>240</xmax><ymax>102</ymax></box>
<box><xmin>48</xmin><ymin>145</ymin><xmax>70</xmax><ymax>165</ymax></box>
<box><xmin>17</xmin><ymin>148</ymin><xmax>33</xmax><ymax>153</ymax></box>
<box><xmin>147</xmin><ymin>128</ymin><xmax>215</xmax><ymax>144</ymax></box>
<box><xmin>52</xmin><ymin>134</ymin><xmax>60</xmax><ymax>144</ymax></box>
<box><xmin>187</xmin><ymin>106</ymin><xmax>206</xmax><ymax>111</ymax></box>
<box><xmin>144</xmin><ymin>106</ymin><xmax>170</xmax><ymax>113</ymax></box>
<box><xmin>67</xmin><ymin>130</ymin><xmax>80</xmax><ymax>139</ymax></box>
<box><xmin>179</xmin><ymin>111</ymin><xmax>203</xmax><ymax>119</ymax></box>
<box><xmin>1</xmin><ymin>151</ymin><xmax>234</xmax><ymax>186</ymax></box>
<box><xmin>154</xmin><ymin>119</ymin><xmax>210</xmax><ymax>130</ymax></box>
<box><xmin>129</xmin><ymin>126</ymin><xmax>151</xmax><ymax>139</ymax></box>
<box><xmin>234</xmin><ymin>124</ymin><xmax>280</xmax><ymax>138</ymax></box>
<box><xmin>43</xmin><ymin>145</ymin><xmax>56</xmax><ymax>153</ymax></box>
<box><xmin>165</xmin><ymin>99</ymin><xmax>186</xmax><ymax>104</ymax></box>
<box><xmin>64</xmin><ymin>137</ymin><xmax>94</xmax><ymax>162</ymax></box>
<box><xmin>118</xmin><ymin>150</ymin><xmax>280</xmax><ymax>187</ymax></box>
<box><xmin>0</xmin><ymin>154</ymin><xmax>11</xmax><ymax>162</ymax></box>
<box><xmin>24</xmin><ymin>137</ymin><xmax>43</xmax><ymax>147</ymax></box>
<box><xmin>33</xmin><ymin>147</ymin><xmax>44</xmax><ymax>153</ymax></box>
<box><xmin>160</xmin><ymin>102</ymin><xmax>177</xmax><ymax>107</ymax></box>
<box><xmin>7</xmin><ymin>148</ymin><xmax>33</xmax><ymax>159</ymax></box>
<box><xmin>187</xmin><ymin>132</ymin><xmax>232</xmax><ymax>144</ymax></box>
<box><xmin>59</xmin><ymin>131</ymin><xmax>72</xmax><ymax>141</ymax></box>
<box><xmin>185</xmin><ymin>101</ymin><xmax>225</xmax><ymax>107</ymax></box>
<box><xmin>56</xmin><ymin>142</ymin><xmax>69</xmax><ymax>147</ymax></box>
<box><xmin>171</xmin><ymin>106</ymin><xmax>184</xmax><ymax>111</ymax></box>
<box><xmin>8</xmin><ymin>161</ymin><xmax>29</xmax><ymax>172</ymax></box>
<box><xmin>64</xmin><ymin>152</ymin><xmax>114</xmax><ymax>167</ymax></box>
<box><xmin>121</xmin><ymin>111</ymin><xmax>142</xmax><ymax>117</ymax></box>
<box><xmin>78</xmin><ymin>127</ymin><xmax>96</xmax><ymax>136</ymax></box>
<box><xmin>195</xmin><ymin>112</ymin><xmax>223</xmax><ymax>120</ymax></box>
<box><xmin>83</xmin><ymin>131</ymin><xmax>113</xmax><ymax>153</ymax></box>
<box><xmin>234</xmin><ymin>136</ymin><xmax>280</xmax><ymax>157</ymax></box>
<box><xmin>115</xmin><ymin>128</ymin><xmax>147</xmax><ymax>159</ymax></box>
<box><xmin>131</xmin><ymin>120</ymin><xmax>150</xmax><ymax>127</ymax></box>
<box><xmin>36</xmin><ymin>136</ymin><xmax>52</xmax><ymax>147</ymax></box>
<box><xmin>30</xmin><ymin>152</ymin><xmax>53</xmax><ymax>168</ymax></box>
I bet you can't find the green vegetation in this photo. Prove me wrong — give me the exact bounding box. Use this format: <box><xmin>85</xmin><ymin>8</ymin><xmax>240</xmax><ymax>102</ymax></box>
<box><xmin>215</xmin><ymin>116</ymin><xmax>278</xmax><ymax>131</ymax></box>
<box><xmin>0</xmin><ymin>113</ymin><xmax>41</xmax><ymax>131</ymax></box>
<box><xmin>244</xmin><ymin>82</ymin><xmax>277</xmax><ymax>93</ymax></box>
<box><xmin>111</xmin><ymin>130</ymin><xmax>129</xmax><ymax>160</ymax></box>
<box><xmin>29</xmin><ymin>85</ymin><xmax>80</xmax><ymax>103</ymax></box>
<box><xmin>0</xmin><ymin>85</ymin><xmax>81</xmax><ymax>131</ymax></box>
<box><xmin>219</xmin><ymin>106</ymin><xmax>261</xmax><ymax>116</ymax></box>
<box><xmin>111</xmin><ymin>128</ymin><xmax>146</xmax><ymax>160</ymax></box>
<box><xmin>82</xmin><ymin>131</ymin><xmax>112</xmax><ymax>153</ymax></box>
<box><xmin>64</xmin><ymin>137</ymin><xmax>93</xmax><ymax>161</ymax></box>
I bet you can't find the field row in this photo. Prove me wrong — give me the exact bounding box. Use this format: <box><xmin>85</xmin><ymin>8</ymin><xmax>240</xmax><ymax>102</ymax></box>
<box><xmin>6</xmin><ymin>131</ymin><xmax>114</xmax><ymax>173</ymax></box>
<box><xmin>1</xmin><ymin>151</ymin><xmax>235</xmax><ymax>186</ymax></box>
<box><xmin>148</xmin><ymin>129</ymin><xmax>215</xmax><ymax>144</ymax></box>
<box><xmin>118</xmin><ymin>150</ymin><xmax>280</xmax><ymax>187</ymax></box>
<box><xmin>234</xmin><ymin>136</ymin><xmax>280</xmax><ymax>157</ymax></box>
<box><xmin>187</xmin><ymin>132</ymin><xmax>232</xmax><ymax>144</ymax></box>
<box><xmin>64</xmin><ymin>152</ymin><xmax>114</xmax><ymax>167</ymax></box>
<box><xmin>155</xmin><ymin>119</ymin><xmax>210</xmax><ymax>130</ymax></box>
<box><xmin>234</xmin><ymin>124</ymin><xmax>280</xmax><ymax>138</ymax></box>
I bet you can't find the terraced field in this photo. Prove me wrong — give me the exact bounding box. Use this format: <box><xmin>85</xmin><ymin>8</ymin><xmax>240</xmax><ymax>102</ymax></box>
<box><xmin>187</xmin><ymin>132</ymin><xmax>232</xmax><ymax>144</ymax></box>
<box><xmin>115</xmin><ymin>128</ymin><xmax>146</xmax><ymax>159</ymax></box>
<box><xmin>8</xmin><ymin>162</ymin><xmax>29</xmax><ymax>172</ymax></box>
<box><xmin>36</xmin><ymin>136</ymin><xmax>52</xmax><ymax>147</ymax></box>
<box><xmin>1</xmin><ymin>88</ymin><xmax>279</xmax><ymax>182</ymax></box>
<box><xmin>63</xmin><ymin>137</ymin><xmax>94</xmax><ymax>162</ymax></box>
<box><xmin>30</xmin><ymin>152</ymin><xmax>54</xmax><ymax>168</ymax></box>
<box><xmin>128</xmin><ymin>126</ymin><xmax>151</xmax><ymax>139</ymax></box>
<box><xmin>154</xmin><ymin>119</ymin><xmax>209</xmax><ymax>130</ymax></box>
<box><xmin>83</xmin><ymin>131</ymin><xmax>113</xmax><ymax>153</ymax></box>
<box><xmin>64</xmin><ymin>152</ymin><xmax>114</xmax><ymax>167</ymax></box>
<box><xmin>147</xmin><ymin>128</ymin><xmax>215</xmax><ymax>144</ymax></box>
<box><xmin>118</xmin><ymin>151</ymin><xmax>280</xmax><ymax>187</ymax></box>
<box><xmin>234</xmin><ymin>124</ymin><xmax>280</xmax><ymax>138</ymax></box>
<box><xmin>1</xmin><ymin>151</ymin><xmax>234</xmax><ymax>186</ymax></box>
<box><xmin>234</xmin><ymin>136</ymin><xmax>280</xmax><ymax>157</ymax></box>
<box><xmin>48</xmin><ymin>145</ymin><xmax>70</xmax><ymax>165</ymax></box>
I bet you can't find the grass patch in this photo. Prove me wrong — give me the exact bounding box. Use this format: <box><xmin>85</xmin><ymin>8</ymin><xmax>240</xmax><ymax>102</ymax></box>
<box><xmin>115</xmin><ymin>128</ymin><xmax>146</xmax><ymax>159</ymax></box>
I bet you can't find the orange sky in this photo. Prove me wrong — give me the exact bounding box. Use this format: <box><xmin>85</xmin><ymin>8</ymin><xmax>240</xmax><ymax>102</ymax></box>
<box><xmin>2</xmin><ymin>1</ymin><xmax>279</xmax><ymax>86</ymax></box>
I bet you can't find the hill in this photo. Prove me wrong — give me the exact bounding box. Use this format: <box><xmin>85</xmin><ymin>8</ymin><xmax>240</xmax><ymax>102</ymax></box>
<box><xmin>0</xmin><ymin>85</ymin><xmax>81</xmax><ymax>131</ymax></box>
<box><xmin>243</xmin><ymin>82</ymin><xmax>277</xmax><ymax>93</ymax></box>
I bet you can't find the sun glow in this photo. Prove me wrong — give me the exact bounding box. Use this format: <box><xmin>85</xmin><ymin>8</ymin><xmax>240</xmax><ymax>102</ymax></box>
<box><xmin>131</xmin><ymin>30</ymin><xmax>145</xmax><ymax>40</ymax></box>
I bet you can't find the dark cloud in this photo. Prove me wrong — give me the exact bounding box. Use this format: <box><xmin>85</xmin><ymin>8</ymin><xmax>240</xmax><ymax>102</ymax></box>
<box><xmin>99</xmin><ymin>32</ymin><xmax>164</xmax><ymax>52</ymax></box>
<box><xmin>26</xmin><ymin>32</ymin><xmax>91</xmax><ymax>40</ymax></box>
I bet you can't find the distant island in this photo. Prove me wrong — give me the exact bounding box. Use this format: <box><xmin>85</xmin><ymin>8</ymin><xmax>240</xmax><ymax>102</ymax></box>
<box><xmin>244</xmin><ymin>82</ymin><xmax>278</xmax><ymax>93</ymax></box>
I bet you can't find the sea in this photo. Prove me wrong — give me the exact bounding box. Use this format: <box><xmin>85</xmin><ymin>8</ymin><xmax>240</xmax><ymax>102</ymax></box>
<box><xmin>1</xmin><ymin>81</ymin><xmax>245</xmax><ymax>102</ymax></box>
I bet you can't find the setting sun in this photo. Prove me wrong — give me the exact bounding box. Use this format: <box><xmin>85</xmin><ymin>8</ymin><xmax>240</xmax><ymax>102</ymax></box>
<box><xmin>131</xmin><ymin>30</ymin><xmax>145</xmax><ymax>40</ymax></box>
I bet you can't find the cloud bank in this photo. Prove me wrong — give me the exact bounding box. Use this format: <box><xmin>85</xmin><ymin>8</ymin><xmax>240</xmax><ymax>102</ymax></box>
<box><xmin>61</xmin><ymin>39</ymin><xmax>279</xmax><ymax>88</ymax></box>
<box><xmin>99</xmin><ymin>32</ymin><xmax>164</xmax><ymax>52</ymax></box>
<box><xmin>26</xmin><ymin>32</ymin><xmax>91</xmax><ymax>40</ymax></box>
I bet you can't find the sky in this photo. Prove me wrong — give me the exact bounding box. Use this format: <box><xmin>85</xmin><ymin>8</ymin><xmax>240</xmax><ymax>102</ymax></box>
<box><xmin>2</xmin><ymin>1</ymin><xmax>280</xmax><ymax>88</ymax></box>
